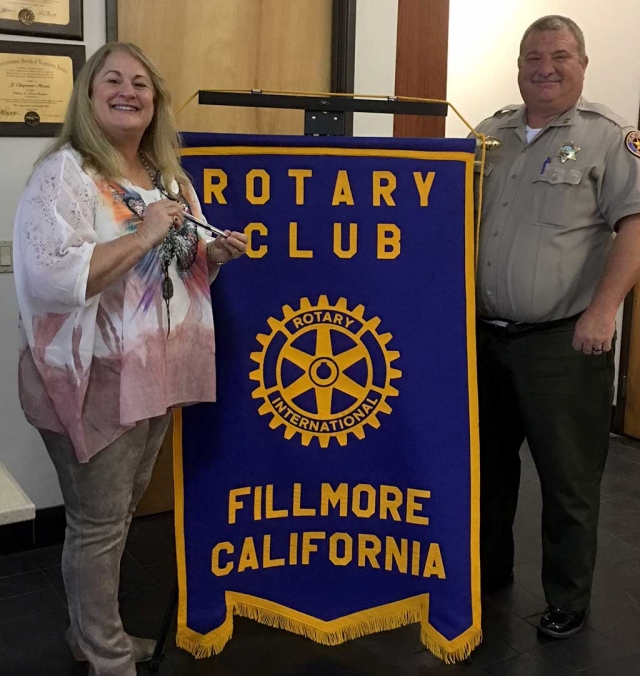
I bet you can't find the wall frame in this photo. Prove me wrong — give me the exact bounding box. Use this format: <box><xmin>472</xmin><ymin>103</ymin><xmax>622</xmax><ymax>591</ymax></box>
<box><xmin>0</xmin><ymin>40</ymin><xmax>85</xmax><ymax>137</ymax></box>
<box><xmin>0</xmin><ymin>0</ymin><xmax>83</xmax><ymax>40</ymax></box>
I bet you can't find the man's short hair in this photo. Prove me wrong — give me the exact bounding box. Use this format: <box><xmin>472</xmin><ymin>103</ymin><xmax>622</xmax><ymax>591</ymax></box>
<box><xmin>519</xmin><ymin>15</ymin><xmax>586</xmax><ymax>59</ymax></box>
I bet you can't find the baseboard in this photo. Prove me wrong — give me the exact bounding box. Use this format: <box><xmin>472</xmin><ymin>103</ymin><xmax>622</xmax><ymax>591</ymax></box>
<box><xmin>0</xmin><ymin>505</ymin><xmax>174</xmax><ymax>556</ymax></box>
<box><xmin>0</xmin><ymin>505</ymin><xmax>66</xmax><ymax>556</ymax></box>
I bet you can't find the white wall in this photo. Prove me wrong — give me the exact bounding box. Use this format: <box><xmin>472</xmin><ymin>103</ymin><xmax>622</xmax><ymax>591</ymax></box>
<box><xmin>353</xmin><ymin>0</ymin><xmax>398</xmax><ymax>137</ymax></box>
<box><xmin>446</xmin><ymin>0</ymin><xmax>640</xmax><ymax>137</ymax></box>
<box><xmin>0</xmin><ymin>4</ymin><xmax>106</xmax><ymax>508</ymax></box>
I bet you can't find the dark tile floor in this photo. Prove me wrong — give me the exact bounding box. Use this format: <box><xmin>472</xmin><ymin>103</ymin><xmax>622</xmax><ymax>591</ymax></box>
<box><xmin>2</xmin><ymin>437</ymin><xmax>640</xmax><ymax>675</ymax></box>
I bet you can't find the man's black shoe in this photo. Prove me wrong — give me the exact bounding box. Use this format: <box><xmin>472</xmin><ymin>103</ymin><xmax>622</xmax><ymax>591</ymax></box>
<box><xmin>538</xmin><ymin>606</ymin><xmax>586</xmax><ymax>639</ymax></box>
<box><xmin>481</xmin><ymin>571</ymin><xmax>514</xmax><ymax>592</ymax></box>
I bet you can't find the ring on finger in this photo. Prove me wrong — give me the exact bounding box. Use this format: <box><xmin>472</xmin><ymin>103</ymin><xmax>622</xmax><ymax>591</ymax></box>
<box><xmin>592</xmin><ymin>345</ymin><xmax>603</xmax><ymax>352</ymax></box>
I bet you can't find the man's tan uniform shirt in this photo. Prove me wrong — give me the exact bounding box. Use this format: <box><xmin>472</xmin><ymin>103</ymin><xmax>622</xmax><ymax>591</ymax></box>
<box><xmin>475</xmin><ymin>98</ymin><xmax>640</xmax><ymax>323</ymax></box>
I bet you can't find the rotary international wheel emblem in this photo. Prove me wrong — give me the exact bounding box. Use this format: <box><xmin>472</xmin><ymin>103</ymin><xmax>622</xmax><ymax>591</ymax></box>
<box><xmin>250</xmin><ymin>296</ymin><xmax>401</xmax><ymax>448</ymax></box>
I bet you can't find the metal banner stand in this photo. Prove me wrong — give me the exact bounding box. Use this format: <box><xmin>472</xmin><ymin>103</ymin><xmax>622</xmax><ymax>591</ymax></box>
<box><xmin>149</xmin><ymin>91</ymin><xmax>449</xmax><ymax>672</ymax></box>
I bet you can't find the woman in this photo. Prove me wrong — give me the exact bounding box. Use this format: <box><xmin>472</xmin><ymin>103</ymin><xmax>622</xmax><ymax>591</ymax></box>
<box><xmin>13</xmin><ymin>42</ymin><xmax>247</xmax><ymax>676</ymax></box>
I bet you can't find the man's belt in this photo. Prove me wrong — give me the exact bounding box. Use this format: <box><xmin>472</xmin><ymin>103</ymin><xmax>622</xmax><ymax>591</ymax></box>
<box><xmin>477</xmin><ymin>313</ymin><xmax>580</xmax><ymax>335</ymax></box>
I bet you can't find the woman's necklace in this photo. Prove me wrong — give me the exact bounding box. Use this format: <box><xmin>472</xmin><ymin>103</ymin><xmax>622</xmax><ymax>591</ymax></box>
<box><xmin>113</xmin><ymin>153</ymin><xmax>199</xmax><ymax>335</ymax></box>
<box><xmin>138</xmin><ymin>152</ymin><xmax>158</xmax><ymax>188</ymax></box>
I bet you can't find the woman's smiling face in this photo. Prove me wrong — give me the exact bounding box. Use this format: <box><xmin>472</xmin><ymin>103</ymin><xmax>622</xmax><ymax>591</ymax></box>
<box><xmin>91</xmin><ymin>51</ymin><xmax>155</xmax><ymax>145</ymax></box>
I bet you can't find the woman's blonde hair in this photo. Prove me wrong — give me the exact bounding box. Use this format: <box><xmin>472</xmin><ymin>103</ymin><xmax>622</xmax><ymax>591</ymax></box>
<box><xmin>39</xmin><ymin>42</ymin><xmax>188</xmax><ymax>190</ymax></box>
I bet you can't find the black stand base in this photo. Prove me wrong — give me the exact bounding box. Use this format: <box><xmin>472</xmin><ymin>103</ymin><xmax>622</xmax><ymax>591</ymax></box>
<box><xmin>150</xmin><ymin>580</ymin><xmax>179</xmax><ymax>672</ymax></box>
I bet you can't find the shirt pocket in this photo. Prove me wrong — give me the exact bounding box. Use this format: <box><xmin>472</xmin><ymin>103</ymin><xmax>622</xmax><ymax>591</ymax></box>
<box><xmin>529</xmin><ymin>167</ymin><xmax>585</xmax><ymax>227</ymax></box>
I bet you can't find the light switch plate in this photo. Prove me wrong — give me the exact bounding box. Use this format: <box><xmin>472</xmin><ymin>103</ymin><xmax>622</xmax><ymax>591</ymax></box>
<box><xmin>0</xmin><ymin>241</ymin><xmax>13</xmax><ymax>273</ymax></box>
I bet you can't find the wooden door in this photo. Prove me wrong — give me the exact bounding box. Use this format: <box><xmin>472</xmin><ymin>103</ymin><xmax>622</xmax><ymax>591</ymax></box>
<box><xmin>117</xmin><ymin>0</ymin><xmax>334</xmax><ymax>515</ymax></box>
<box><xmin>621</xmin><ymin>290</ymin><xmax>640</xmax><ymax>438</ymax></box>
<box><xmin>117</xmin><ymin>0</ymin><xmax>333</xmax><ymax>135</ymax></box>
<box><xmin>615</xmin><ymin>105</ymin><xmax>640</xmax><ymax>439</ymax></box>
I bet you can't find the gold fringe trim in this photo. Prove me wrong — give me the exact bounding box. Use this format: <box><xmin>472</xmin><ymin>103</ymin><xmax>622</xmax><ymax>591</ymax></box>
<box><xmin>176</xmin><ymin>602</ymin><xmax>482</xmax><ymax>664</ymax></box>
<box><xmin>176</xmin><ymin>622</ymin><xmax>232</xmax><ymax>659</ymax></box>
<box><xmin>234</xmin><ymin>601</ymin><xmax>422</xmax><ymax>646</ymax></box>
<box><xmin>421</xmin><ymin>625</ymin><xmax>483</xmax><ymax>664</ymax></box>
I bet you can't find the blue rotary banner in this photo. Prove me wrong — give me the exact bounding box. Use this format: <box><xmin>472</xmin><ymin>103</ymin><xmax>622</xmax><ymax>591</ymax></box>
<box><xmin>174</xmin><ymin>132</ymin><xmax>481</xmax><ymax>663</ymax></box>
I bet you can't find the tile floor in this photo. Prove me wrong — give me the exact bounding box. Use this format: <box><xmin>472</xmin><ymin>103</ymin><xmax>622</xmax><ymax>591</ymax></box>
<box><xmin>1</xmin><ymin>436</ymin><xmax>640</xmax><ymax>675</ymax></box>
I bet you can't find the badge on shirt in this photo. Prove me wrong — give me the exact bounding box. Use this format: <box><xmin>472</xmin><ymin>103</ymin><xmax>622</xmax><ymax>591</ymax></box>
<box><xmin>556</xmin><ymin>142</ymin><xmax>580</xmax><ymax>163</ymax></box>
<box><xmin>625</xmin><ymin>131</ymin><xmax>640</xmax><ymax>158</ymax></box>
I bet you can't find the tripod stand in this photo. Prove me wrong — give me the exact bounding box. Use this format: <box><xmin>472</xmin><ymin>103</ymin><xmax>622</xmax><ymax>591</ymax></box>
<box><xmin>149</xmin><ymin>581</ymin><xmax>178</xmax><ymax>672</ymax></box>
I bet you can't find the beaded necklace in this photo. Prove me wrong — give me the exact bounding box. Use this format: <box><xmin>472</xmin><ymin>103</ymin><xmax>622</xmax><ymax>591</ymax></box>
<box><xmin>112</xmin><ymin>153</ymin><xmax>198</xmax><ymax>335</ymax></box>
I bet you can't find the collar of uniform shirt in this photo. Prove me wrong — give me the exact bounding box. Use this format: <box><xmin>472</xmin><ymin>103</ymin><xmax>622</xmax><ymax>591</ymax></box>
<box><xmin>547</xmin><ymin>98</ymin><xmax>581</xmax><ymax>127</ymax></box>
<box><xmin>496</xmin><ymin>106</ymin><xmax>525</xmax><ymax>129</ymax></box>
<box><xmin>497</xmin><ymin>98</ymin><xmax>581</xmax><ymax>130</ymax></box>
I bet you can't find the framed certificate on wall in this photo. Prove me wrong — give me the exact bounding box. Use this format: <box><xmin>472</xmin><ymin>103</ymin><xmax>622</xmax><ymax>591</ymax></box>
<box><xmin>0</xmin><ymin>0</ymin><xmax>83</xmax><ymax>40</ymax></box>
<box><xmin>0</xmin><ymin>41</ymin><xmax>85</xmax><ymax>136</ymax></box>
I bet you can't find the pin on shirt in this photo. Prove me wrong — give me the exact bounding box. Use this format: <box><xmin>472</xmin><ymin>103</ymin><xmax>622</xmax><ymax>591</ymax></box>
<box><xmin>557</xmin><ymin>142</ymin><xmax>580</xmax><ymax>163</ymax></box>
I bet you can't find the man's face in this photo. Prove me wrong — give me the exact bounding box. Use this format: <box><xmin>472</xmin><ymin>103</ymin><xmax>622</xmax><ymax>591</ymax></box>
<box><xmin>518</xmin><ymin>29</ymin><xmax>588</xmax><ymax>115</ymax></box>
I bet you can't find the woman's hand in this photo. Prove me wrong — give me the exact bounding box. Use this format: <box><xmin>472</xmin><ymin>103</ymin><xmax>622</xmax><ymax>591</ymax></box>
<box><xmin>135</xmin><ymin>200</ymin><xmax>185</xmax><ymax>249</ymax></box>
<box><xmin>207</xmin><ymin>230</ymin><xmax>249</xmax><ymax>265</ymax></box>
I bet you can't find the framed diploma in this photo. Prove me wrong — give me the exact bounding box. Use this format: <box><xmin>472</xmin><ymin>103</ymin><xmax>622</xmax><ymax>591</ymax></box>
<box><xmin>0</xmin><ymin>41</ymin><xmax>84</xmax><ymax>136</ymax></box>
<box><xmin>0</xmin><ymin>0</ymin><xmax>82</xmax><ymax>40</ymax></box>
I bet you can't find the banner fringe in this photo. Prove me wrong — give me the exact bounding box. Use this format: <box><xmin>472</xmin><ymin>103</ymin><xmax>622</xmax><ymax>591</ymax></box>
<box><xmin>176</xmin><ymin>622</ymin><xmax>233</xmax><ymax>659</ymax></box>
<box><xmin>234</xmin><ymin>601</ymin><xmax>423</xmax><ymax>646</ymax></box>
<box><xmin>177</xmin><ymin>603</ymin><xmax>482</xmax><ymax>664</ymax></box>
<box><xmin>421</xmin><ymin>626</ymin><xmax>483</xmax><ymax>664</ymax></box>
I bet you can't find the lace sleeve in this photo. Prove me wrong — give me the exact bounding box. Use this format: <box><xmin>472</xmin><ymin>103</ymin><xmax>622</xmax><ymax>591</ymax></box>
<box><xmin>16</xmin><ymin>150</ymin><xmax>98</xmax><ymax>308</ymax></box>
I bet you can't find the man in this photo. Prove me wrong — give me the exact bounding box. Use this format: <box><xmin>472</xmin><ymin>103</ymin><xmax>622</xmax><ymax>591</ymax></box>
<box><xmin>475</xmin><ymin>15</ymin><xmax>640</xmax><ymax>639</ymax></box>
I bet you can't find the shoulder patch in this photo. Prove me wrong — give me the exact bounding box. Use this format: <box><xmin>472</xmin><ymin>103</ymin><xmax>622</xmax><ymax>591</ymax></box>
<box><xmin>625</xmin><ymin>131</ymin><xmax>640</xmax><ymax>158</ymax></box>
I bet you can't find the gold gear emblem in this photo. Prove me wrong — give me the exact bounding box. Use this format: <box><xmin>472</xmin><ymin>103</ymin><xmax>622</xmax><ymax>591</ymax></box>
<box><xmin>250</xmin><ymin>296</ymin><xmax>401</xmax><ymax>448</ymax></box>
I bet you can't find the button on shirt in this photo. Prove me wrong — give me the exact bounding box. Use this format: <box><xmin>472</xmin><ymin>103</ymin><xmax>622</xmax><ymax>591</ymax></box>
<box><xmin>475</xmin><ymin>99</ymin><xmax>640</xmax><ymax>323</ymax></box>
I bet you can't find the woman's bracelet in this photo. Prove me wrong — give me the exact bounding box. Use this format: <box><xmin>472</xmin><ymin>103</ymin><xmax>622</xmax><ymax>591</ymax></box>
<box><xmin>206</xmin><ymin>242</ymin><xmax>227</xmax><ymax>266</ymax></box>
